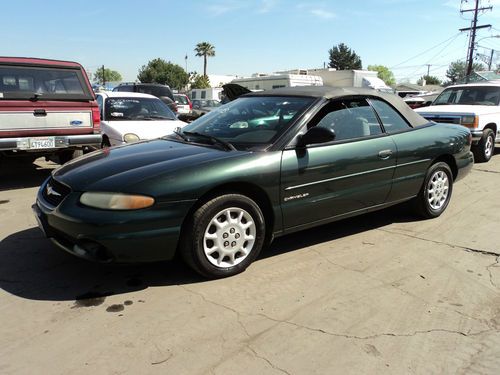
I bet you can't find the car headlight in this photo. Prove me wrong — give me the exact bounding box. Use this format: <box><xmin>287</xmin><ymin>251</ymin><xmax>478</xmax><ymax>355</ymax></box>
<box><xmin>461</xmin><ymin>115</ymin><xmax>477</xmax><ymax>128</ymax></box>
<box><xmin>80</xmin><ymin>192</ymin><xmax>155</xmax><ymax>210</ymax></box>
<box><xmin>124</xmin><ymin>133</ymin><xmax>140</xmax><ymax>143</ymax></box>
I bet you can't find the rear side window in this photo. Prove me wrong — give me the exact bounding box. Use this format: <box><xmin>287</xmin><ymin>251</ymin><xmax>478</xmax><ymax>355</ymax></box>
<box><xmin>0</xmin><ymin>65</ymin><xmax>92</xmax><ymax>100</ymax></box>
<box><xmin>369</xmin><ymin>99</ymin><xmax>411</xmax><ymax>133</ymax></box>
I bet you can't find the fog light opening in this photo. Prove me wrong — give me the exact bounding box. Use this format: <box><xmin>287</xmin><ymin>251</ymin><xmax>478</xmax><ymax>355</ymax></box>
<box><xmin>74</xmin><ymin>240</ymin><xmax>113</xmax><ymax>262</ymax></box>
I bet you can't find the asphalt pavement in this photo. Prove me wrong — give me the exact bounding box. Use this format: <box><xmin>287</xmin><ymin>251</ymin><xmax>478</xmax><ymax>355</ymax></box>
<box><xmin>1</xmin><ymin>151</ymin><xmax>500</xmax><ymax>374</ymax></box>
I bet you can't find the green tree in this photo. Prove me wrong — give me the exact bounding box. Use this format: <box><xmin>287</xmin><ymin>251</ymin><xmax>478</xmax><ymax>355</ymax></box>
<box><xmin>137</xmin><ymin>58</ymin><xmax>189</xmax><ymax>90</ymax></box>
<box><xmin>417</xmin><ymin>75</ymin><xmax>442</xmax><ymax>86</ymax></box>
<box><xmin>367</xmin><ymin>65</ymin><xmax>395</xmax><ymax>86</ymax></box>
<box><xmin>194</xmin><ymin>42</ymin><xmax>216</xmax><ymax>77</ymax></box>
<box><xmin>94</xmin><ymin>68</ymin><xmax>122</xmax><ymax>84</ymax></box>
<box><xmin>328</xmin><ymin>43</ymin><xmax>362</xmax><ymax>70</ymax></box>
<box><xmin>190</xmin><ymin>73</ymin><xmax>211</xmax><ymax>89</ymax></box>
<box><xmin>445</xmin><ymin>60</ymin><xmax>484</xmax><ymax>84</ymax></box>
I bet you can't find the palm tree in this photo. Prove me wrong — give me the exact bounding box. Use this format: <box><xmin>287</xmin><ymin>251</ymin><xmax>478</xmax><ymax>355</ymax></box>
<box><xmin>194</xmin><ymin>42</ymin><xmax>215</xmax><ymax>78</ymax></box>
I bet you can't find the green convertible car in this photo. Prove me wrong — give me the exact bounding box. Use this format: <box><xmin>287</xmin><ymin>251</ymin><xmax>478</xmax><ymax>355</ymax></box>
<box><xmin>34</xmin><ymin>87</ymin><xmax>473</xmax><ymax>278</ymax></box>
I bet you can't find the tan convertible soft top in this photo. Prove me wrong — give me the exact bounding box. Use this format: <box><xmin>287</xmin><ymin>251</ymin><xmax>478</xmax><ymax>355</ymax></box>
<box><xmin>244</xmin><ymin>86</ymin><xmax>429</xmax><ymax>128</ymax></box>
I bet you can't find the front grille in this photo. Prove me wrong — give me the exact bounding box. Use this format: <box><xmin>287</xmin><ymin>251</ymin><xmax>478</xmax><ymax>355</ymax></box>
<box><xmin>42</xmin><ymin>177</ymin><xmax>71</xmax><ymax>206</ymax></box>
<box><xmin>423</xmin><ymin>116</ymin><xmax>461</xmax><ymax>124</ymax></box>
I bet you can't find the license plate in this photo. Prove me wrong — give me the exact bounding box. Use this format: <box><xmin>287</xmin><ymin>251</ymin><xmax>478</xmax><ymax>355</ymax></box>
<box><xmin>30</xmin><ymin>137</ymin><xmax>55</xmax><ymax>149</ymax></box>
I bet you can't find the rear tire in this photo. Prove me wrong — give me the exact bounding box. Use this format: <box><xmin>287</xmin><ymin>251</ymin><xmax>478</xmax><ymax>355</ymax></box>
<box><xmin>472</xmin><ymin>128</ymin><xmax>495</xmax><ymax>163</ymax></box>
<box><xmin>180</xmin><ymin>194</ymin><xmax>266</xmax><ymax>278</ymax></box>
<box><xmin>413</xmin><ymin>162</ymin><xmax>453</xmax><ymax>219</ymax></box>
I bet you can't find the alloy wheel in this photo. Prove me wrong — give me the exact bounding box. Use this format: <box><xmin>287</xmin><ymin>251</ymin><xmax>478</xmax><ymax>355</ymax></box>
<box><xmin>427</xmin><ymin>170</ymin><xmax>449</xmax><ymax>210</ymax></box>
<box><xmin>203</xmin><ymin>207</ymin><xmax>256</xmax><ymax>268</ymax></box>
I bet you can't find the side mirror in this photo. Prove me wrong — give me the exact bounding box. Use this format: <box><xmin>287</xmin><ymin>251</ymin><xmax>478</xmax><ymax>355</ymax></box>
<box><xmin>297</xmin><ymin>127</ymin><xmax>336</xmax><ymax>147</ymax></box>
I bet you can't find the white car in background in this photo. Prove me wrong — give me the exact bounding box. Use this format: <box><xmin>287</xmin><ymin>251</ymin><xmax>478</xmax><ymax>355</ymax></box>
<box><xmin>95</xmin><ymin>92</ymin><xmax>187</xmax><ymax>147</ymax></box>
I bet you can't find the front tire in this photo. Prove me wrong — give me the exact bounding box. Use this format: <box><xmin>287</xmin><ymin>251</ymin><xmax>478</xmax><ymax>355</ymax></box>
<box><xmin>180</xmin><ymin>194</ymin><xmax>266</xmax><ymax>278</ymax></box>
<box><xmin>472</xmin><ymin>128</ymin><xmax>495</xmax><ymax>163</ymax></box>
<box><xmin>413</xmin><ymin>162</ymin><xmax>453</xmax><ymax>219</ymax></box>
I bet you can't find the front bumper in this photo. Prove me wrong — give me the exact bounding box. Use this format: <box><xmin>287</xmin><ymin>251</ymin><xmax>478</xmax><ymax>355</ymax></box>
<box><xmin>470</xmin><ymin>129</ymin><xmax>484</xmax><ymax>144</ymax></box>
<box><xmin>33</xmin><ymin>179</ymin><xmax>196</xmax><ymax>263</ymax></box>
<box><xmin>0</xmin><ymin>134</ymin><xmax>102</xmax><ymax>152</ymax></box>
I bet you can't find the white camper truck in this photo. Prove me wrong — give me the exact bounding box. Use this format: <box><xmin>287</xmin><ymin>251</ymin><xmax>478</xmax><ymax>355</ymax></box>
<box><xmin>231</xmin><ymin>73</ymin><xmax>323</xmax><ymax>91</ymax></box>
<box><xmin>307</xmin><ymin>69</ymin><xmax>393</xmax><ymax>92</ymax></box>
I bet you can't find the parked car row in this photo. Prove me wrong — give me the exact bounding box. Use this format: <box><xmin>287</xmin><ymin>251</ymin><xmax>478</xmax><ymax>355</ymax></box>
<box><xmin>0</xmin><ymin>56</ymin><xmax>490</xmax><ymax>279</ymax></box>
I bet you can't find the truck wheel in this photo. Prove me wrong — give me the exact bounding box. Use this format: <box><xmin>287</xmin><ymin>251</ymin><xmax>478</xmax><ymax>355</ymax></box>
<box><xmin>472</xmin><ymin>128</ymin><xmax>495</xmax><ymax>163</ymax></box>
<box><xmin>413</xmin><ymin>162</ymin><xmax>453</xmax><ymax>219</ymax></box>
<box><xmin>58</xmin><ymin>149</ymin><xmax>84</xmax><ymax>165</ymax></box>
<box><xmin>180</xmin><ymin>194</ymin><xmax>266</xmax><ymax>278</ymax></box>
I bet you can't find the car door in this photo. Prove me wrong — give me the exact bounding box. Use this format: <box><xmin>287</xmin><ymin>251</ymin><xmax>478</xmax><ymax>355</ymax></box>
<box><xmin>280</xmin><ymin>97</ymin><xmax>397</xmax><ymax>231</ymax></box>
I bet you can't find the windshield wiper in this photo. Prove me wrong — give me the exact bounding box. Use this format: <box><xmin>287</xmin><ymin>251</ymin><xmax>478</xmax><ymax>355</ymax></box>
<box><xmin>172</xmin><ymin>127</ymin><xmax>189</xmax><ymax>141</ymax></box>
<box><xmin>182</xmin><ymin>131</ymin><xmax>236</xmax><ymax>151</ymax></box>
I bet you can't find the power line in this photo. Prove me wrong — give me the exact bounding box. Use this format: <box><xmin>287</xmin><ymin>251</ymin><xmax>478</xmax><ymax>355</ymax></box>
<box><xmin>390</xmin><ymin>33</ymin><xmax>463</xmax><ymax>69</ymax></box>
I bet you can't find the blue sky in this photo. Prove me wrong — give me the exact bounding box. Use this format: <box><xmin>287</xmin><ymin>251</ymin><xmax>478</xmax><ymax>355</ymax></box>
<box><xmin>3</xmin><ymin>0</ymin><xmax>500</xmax><ymax>83</ymax></box>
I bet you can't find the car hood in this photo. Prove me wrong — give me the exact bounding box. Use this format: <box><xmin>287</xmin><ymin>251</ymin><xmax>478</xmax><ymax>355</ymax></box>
<box><xmin>103</xmin><ymin>119</ymin><xmax>186</xmax><ymax>139</ymax></box>
<box><xmin>416</xmin><ymin>104</ymin><xmax>500</xmax><ymax>115</ymax></box>
<box><xmin>53</xmin><ymin>139</ymin><xmax>242</xmax><ymax>192</ymax></box>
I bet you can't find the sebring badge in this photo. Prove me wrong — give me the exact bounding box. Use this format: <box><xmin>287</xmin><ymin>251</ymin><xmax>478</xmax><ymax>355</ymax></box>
<box><xmin>46</xmin><ymin>184</ymin><xmax>61</xmax><ymax>197</ymax></box>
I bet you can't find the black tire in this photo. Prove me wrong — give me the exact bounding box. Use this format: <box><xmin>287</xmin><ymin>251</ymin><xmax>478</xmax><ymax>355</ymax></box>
<box><xmin>180</xmin><ymin>194</ymin><xmax>266</xmax><ymax>278</ymax></box>
<box><xmin>413</xmin><ymin>162</ymin><xmax>453</xmax><ymax>219</ymax></box>
<box><xmin>58</xmin><ymin>149</ymin><xmax>84</xmax><ymax>165</ymax></box>
<box><xmin>472</xmin><ymin>128</ymin><xmax>495</xmax><ymax>163</ymax></box>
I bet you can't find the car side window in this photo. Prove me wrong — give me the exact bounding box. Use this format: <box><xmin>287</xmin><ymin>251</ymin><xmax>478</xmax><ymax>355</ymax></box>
<box><xmin>369</xmin><ymin>99</ymin><xmax>411</xmax><ymax>133</ymax></box>
<box><xmin>312</xmin><ymin>98</ymin><xmax>383</xmax><ymax>142</ymax></box>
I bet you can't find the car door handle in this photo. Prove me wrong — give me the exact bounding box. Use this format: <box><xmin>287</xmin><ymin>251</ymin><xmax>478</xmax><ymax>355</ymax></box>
<box><xmin>378</xmin><ymin>149</ymin><xmax>393</xmax><ymax>159</ymax></box>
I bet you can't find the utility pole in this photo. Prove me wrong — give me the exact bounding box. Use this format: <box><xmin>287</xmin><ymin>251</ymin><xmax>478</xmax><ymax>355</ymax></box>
<box><xmin>460</xmin><ymin>0</ymin><xmax>492</xmax><ymax>81</ymax></box>
<box><xmin>426</xmin><ymin>64</ymin><xmax>431</xmax><ymax>76</ymax></box>
<box><xmin>489</xmin><ymin>49</ymin><xmax>495</xmax><ymax>70</ymax></box>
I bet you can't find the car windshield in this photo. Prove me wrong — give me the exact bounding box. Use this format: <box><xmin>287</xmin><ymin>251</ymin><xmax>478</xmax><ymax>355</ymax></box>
<box><xmin>179</xmin><ymin>96</ymin><xmax>315</xmax><ymax>148</ymax></box>
<box><xmin>433</xmin><ymin>86</ymin><xmax>500</xmax><ymax>106</ymax></box>
<box><xmin>0</xmin><ymin>65</ymin><xmax>92</xmax><ymax>100</ymax></box>
<box><xmin>105</xmin><ymin>97</ymin><xmax>176</xmax><ymax>121</ymax></box>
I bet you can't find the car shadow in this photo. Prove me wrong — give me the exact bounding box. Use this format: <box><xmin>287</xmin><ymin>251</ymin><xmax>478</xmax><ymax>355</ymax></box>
<box><xmin>263</xmin><ymin>204</ymin><xmax>417</xmax><ymax>259</ymax></box>
<box><xmin>0</xmin><ymin>158</ymin><xmax>56</xmax><ymax>191</ymax></box>
<box><xmin>0</xmin><ymin>204</ymin><xmax>418</xmax><ymax>303</ymax></box>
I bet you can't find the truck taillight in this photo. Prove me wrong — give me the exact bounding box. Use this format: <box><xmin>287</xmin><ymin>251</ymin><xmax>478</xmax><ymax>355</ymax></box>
<box><xmin>92</xmin><ymin>107</ymin><xmax>101</xmax><ymax>133</ymax></box>
<box><xmin>189</xmin><ymin>99</ymin><xmax>193</xmax><ymax>110</ymax></box>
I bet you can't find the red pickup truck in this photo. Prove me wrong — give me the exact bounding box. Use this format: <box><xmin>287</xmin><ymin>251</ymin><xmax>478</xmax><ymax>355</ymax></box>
<box><xmin>0</xmin><ymin>57</ymin><xmax>101</xmax><ymax>164</ymax></box>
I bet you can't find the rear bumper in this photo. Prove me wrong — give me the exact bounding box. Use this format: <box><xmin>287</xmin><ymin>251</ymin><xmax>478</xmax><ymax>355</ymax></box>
<box><xmin>0</xmin><ymin>134</ymin><xmax>102</xmax><ymax>152</ymax></box>
<box><xmin>455</xmin><ymin>151</ymin><xmax>474</xmax><ymax>182</ymax></box>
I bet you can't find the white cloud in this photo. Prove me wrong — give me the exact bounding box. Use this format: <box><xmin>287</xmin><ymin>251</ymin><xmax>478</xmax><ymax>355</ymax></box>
<box><xmin>309</xmin><ymin>8</ymin><xmax>336</xmax><ymax>19</ymax></box>
<box><xmin>206</xmin><ymin>1</ymin><xmax>245</xmax><ymax>16</ymax></box>
<box><xmin>258</xmin><ymin>0</ymin><xmax>279</xmax><ymax>13</ymax></box>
